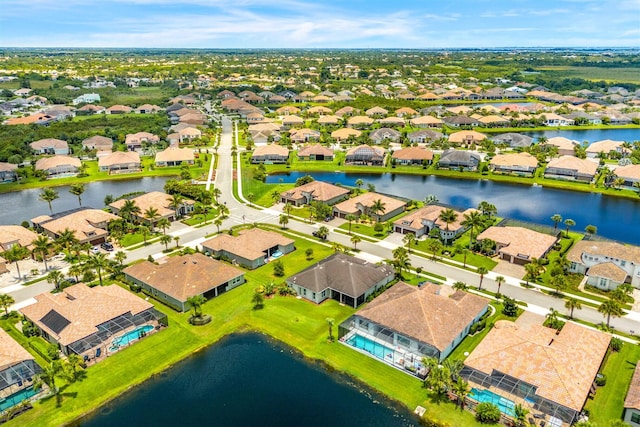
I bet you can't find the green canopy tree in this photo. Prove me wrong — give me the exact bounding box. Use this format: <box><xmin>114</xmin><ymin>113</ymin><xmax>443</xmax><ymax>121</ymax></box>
<box><xmin>0</xmin><ymin>294</ymin><xmax>15</xmax><ymax>316</ymax></box>
<box><xmin>598</xmin><ymin>300</ymin><xmax>624</xmax><ymax>327</ymax></box>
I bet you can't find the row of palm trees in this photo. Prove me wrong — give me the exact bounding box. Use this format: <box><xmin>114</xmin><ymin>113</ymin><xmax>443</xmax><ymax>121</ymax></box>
<box><xmin>38</xmin><ymin>184</ymin><xmax>87</xmax><ymax>215</ymax></box>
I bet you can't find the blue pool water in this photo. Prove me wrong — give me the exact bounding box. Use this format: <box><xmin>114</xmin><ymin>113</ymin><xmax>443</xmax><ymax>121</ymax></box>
<box><xmin>112</xmin><ymin>325</ymin><xmax>154</xmax><ymax>348</ymax></box>
<box><xmin>470</xmin><ymin>388</ymin><xmax>515</xmax><ymax>416</ymax></box>
<box><xmin>0</xmin><ymin>386</ymin><xmax>37</xmax><ymax>413</ymax></box>
<box><xmin>346</xmin><ymin>334</ymin><xmax>394</xmax><ymax>361</ymax></box>
<box><xmin>271</xmin><ymin>251</ymin><xmax>283</xmax><ymax>258</ymax></box>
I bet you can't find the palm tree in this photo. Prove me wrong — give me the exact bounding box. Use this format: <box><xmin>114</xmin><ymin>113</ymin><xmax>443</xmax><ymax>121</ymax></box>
<box><xmin>144</xmin><ymin>207</ymin><xmax>160</xmax><ymax>231</ymax></box>
<box><xmin>563</xmin><ymin>218</ymin><xmax>576</xmax><ymax>237</ymax></box>
<box><xmin>460</xmin><ymin>210</ymin><xmax>484</xmax><ymax>248</ymax></box>
<box><xmin>550</xmin><ymin>214</ymin><xmax>563</xmax><ymax>232</ymax></box>
<box><xmin>214</xmin><ymin>217</ymin><xmax>223</xmax><ymax>234</ymax></box>
<box><xmin>477</xmin><ymin>267</ymin><xmax>489</xmax><ymax>290</ymax></box>
<box><xmin>345</xmin><ymin>214</ymin><xmax>357</xmax><ymax>234</ymax></box>
<box><xmin>174</xmin><ymin>235</ymin><xmax>180</xmax><ymax>248</ymax></box>
<box><xmin>156</xmin><ymin>217</ymin><xmax>171</xmax><ymax>235</ymax></box>
<box><xmin>138</xmin><ymin>225</ymin><xmax>150</xmax><ymax>245</ymax></box>
<box><xmin>392</xmin><ymin>246</ymin><xmax>411</xmax><ymax>279</ymax></box>
<box><xmin>279</xmin><ymin>214</ymin><xmax>289</xmax><ymax>229</ymax></box>
<box><xmin>550</xmin><ymin>274</ymin><xmax>567</xmax><ymax>295</ymax></box>
<box><xmin>326</xmin><ymin>317</ymin><xmax>335</xmax><ymax>342</ymax></box>
<box><xmin>33</xmin><ymin>235</ymin><xmax>52</xmax><ymax>272</ymax></box>
<box><xmin>369</xmin><ymin>198</ymin><xmax>386</xmax><ymax>222</ymax></box>
<box><xmin>36</xmin><ymin>361</ymin><xmax>62</xmax><ymax>396</ymax></box>
<box><xmin>212</xmin><ymin>187</ymin><xmax>222</xmax><ymax>203</ymax></box>
<box><xmin>424</xmin><ymin>194</ymin><xmax>438</xmax><ymax>205</ymax></box>
<box><xmin>585</xmin><ymin>224</ymin><xmax>597</xmax><ymax>237</ymax></box>
<box><xmin>39</xmin><ymin>188</ymin><xmax>59</xmax><ymax>214</ymax></box>
<box><xmin>0</xmin><ymin>294</ymin><xmax>15</xmax><ymax>316</ymax></box>
<box><xmin>427</xmin><ymin>238</ymin><xmax>443</xmax><ymax>260</ymax></box>
<box><xmin>271</xmin><ymin>189</ymin><xmax>281</xmax><ymax>204</ymax></box>
<box><xmin>552</xmin><ymin>254</ymin><xmax>570</xmax><ymax>273</ymax></box>
<box><xmin>565</xmin><ymin>297</ymin><xmax>582</xmax><ymax>319</ymax></box>
<box><xmin>168</xmin><ymin>193</ymin><xmax>185</xmax><ymax>219</ymax></box>
<box><xmin>459</xmin><ymin>247</ymin><xmax>470</xmax><ymax>268</ymax></box>
<box><xmin>160</xmin><ymin>234</ymin><xmax>172</xmax><ymax>250</ymax></box>
<box><xmin>495</xmin><ymin>275</ymin><xmax>505</xmax><ymax>295</ymax></box>
<box><xmin>477</xmin><ymin>201</ymin><xmax>497</xmax><ymax>219</ymax></box>
<box><xmin>453</xmin><ymin>377</ymin><xmax>470</xmax><ymax>409</ymax></box>
<box><xmin>4</xmin><ymin>245</ymin><xmax>30</xmax><ymax>280</ymax></box>
<box><xmin>68</xmin><ymin>263</ymin><xmax>83</xmax><ymax>283</ymax></box>
<box><xmin>283</xmin><ymin>202</ymin><xmax>293</xmax><ymax>218</ymax></box>
<box><xmin>439</xmin><ymin>208</ymin><xmax>458</xmax><ymax>231</ymax></box>
<box><xmin>598</xmin><ymin>300</ymin><xmax>624</xmax><ymax>327</ymax></box>
<box><xmin>351</xmin><ymin>235</ymin><xmax>361</xmax><ymax>250</ymax></box>
<box><xmin>186</xmin><ymin>294</ymin><xmax>207</xmax><ymax>318</ymax></box>
<box><xmin>355</xmin><ymin>178</ymin><xmax>364</xmax><ymax>189</ymax></box>
<box><xmin>46</xmin><ymin>270</ymin><xmax>65</xmax><ymax>291</ymax></box>
<box><xmin>524</xmin><ymin>258</ymin><xmax>544</xmax><ymax>285</ymax></box>
<box><xmin>119</xmin><ymin>199</ymin><xmax>141</xmax><ymax>223</ymax></box>
<box><xmin>86</xmin><ymin>253</ymin><xmax>109</xmax><ymax>286</ymax></box>
<box><xmin>453</xmin><ymin>281</ymin><xmax>467</xmax><ymax>291</ymax></box>
<box><xmin>64</xmin><ymin>353</ymin><xmax>84</xmax><ymax>383</ymax></box>
<box><xmin>114</xmin><ymin>251</ymin><xmax>127</xmax><ymax>267</ymax></box>
<box><xmin>513</xmin><ymin>404</ymin><xmax>529</xmax><ymax>427</ymax></box>
<box><xmin>69</xmin><ymin>183</ymin><xmax>86</xmax><ymax>207</ymax></box>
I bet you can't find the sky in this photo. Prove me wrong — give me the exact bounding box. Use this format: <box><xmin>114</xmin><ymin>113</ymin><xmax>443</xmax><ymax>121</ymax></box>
<box><xmin>0</xmin><ymin>0</ymin><xmax>639</xmax><ymax>48</ymax></box>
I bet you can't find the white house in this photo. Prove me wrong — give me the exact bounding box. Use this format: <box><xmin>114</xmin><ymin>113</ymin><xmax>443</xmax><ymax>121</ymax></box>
<box><xmin>567</xmin><ymin>241</ymin><xmax>640</xmax><ymax>290</ymax></box>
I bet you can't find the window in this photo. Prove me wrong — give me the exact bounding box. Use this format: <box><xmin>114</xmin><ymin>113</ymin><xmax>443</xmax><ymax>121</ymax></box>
<box><xmin>599</xmin><ymin>278</ymin><xmax>608</xmax><ymax>287</ymax></box>
<box><xmin>621</xmin><ymin>260</ymin><xmax>626</xmax><ymax>267</ymax></box>
<box><xmin>631</xmin><ymin>413</ymin><xmax>640</xmax><ymax>424</ymax></box>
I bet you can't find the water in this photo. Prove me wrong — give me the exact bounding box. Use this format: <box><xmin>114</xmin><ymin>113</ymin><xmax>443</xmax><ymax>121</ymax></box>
<box><xmin>0</xmin><ymin>177</ymin><xmax>170</xmax><ymax>225</ymax></box>
<box><xmin>111</xmin><ymin>325</ymin><xmax>154</xmax><ymax>348</ymax></box>
<box><xmin>469</xmin><ymin>388</ymin><xmax>515</xmax><ymax>416</ymax></box>
<box><xmin>266</xmin><ymin>172</ymin><xmax>640</xmax><ymax>244</ymax></box>
<box><xmin>79</xmin><ymin>333</ymin><xmax>415</xmax><ymax>427</ymax></box>
<box><xmin>346</xmin><ymin>334</ymin><xmax>394</xmax><ymax>360</ymax></box>
<box><xmin>0</xmin><ymin>386</ymin><xmax>37</xmax><ymax>413</ymax></box>
<box><xmin>523</xmin><ymin>128</ymin><xmax>640</xmax><ymax>143</ymax></box>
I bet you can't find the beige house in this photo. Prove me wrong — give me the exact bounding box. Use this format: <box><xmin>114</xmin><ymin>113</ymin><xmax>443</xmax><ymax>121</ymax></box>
<box><xmin>365</xmin><ymin>106</ymin><xmax>388</xmax><ymax>117</ymax></box>
<box><xmin>489</xmin><ymin>152</ymin><xmax>538</xmax><ymax>176</ymax></box>
<box><xmin>30</xmin><ymin>138</ymin><xmax>69</xmax><ymax>155</ymax></box>
<box><xmin>106</xmin><ymin>105</ymin><xmax>133</xmax><ymax>114</ymax></box>
<box><xmin>251</xmin><ymin>144</ymin><xmax>289</xmax><ymax>164</ymax></box>
<box><xmin>0</xmin><ymin>328</ymin><xmax>41</xmax><ymax>396</ymax></box>
<box><xmin>82</xmin><ymin>135</ymin><xmax>113</xmax><ymax>152</ymax></box>
<box><xmin>124</xmin><ymin>253</ymin><xmax>245</xmax><ymax>312</ymax></box>
<box><xmin>99</xmin><ymin>151</ymin><xmax>141</xmax><ymax>174</ymax></box>
<box><xmin>477</xmin><ymin>226</ymin><xmax>557</xmax><ymax>265</ymax></box>
<box><xmin>544</xmin><ymin>137</ymin><xmax>579</xmax><ymax>156</ymax></box>
<box><xmin>393</xmin><ymin>205</ymin><xmax>476</xmax><ymax>242</ymax></box>
<box><xmin>544</xmin><ymin>156</ymin><xmax>598</xmax><ymax>182</ymax></box>
<box><xmin>0</xmin><ymin>162</ymin><xmax>18</xmax><ymax>182</ymax></box>
<box><xmin>297</xmin><ymin>144</ymin><xmax>334</xmax><ymax>161</ymax></box>
<box><xmin>333</xmin><ymin>192</ymin><xmax>405</xmax><ymax>222</ymax></box>
<box><xmin>448</xmin><ymin>130</ymin><xmax>487</xmax><ymax>145</ymax></box>
<box><xmin>281</xmin><ymin>115</ymin><xmax>304</xmax><ymax>129</ymax></box>
<box><xmin>32</xmin><ymin>208</ymin><xmax>118</xmax><ymax>246</ymax></box>
<box><xmin>177</xmin><ymin>127</ymin><xmax>202</xmax><ymax>143</ymax></box>
<box><xmin>331</xmin><ymin>128</ymin><xmax>361</xmax><ymax>142</ymax></box>
<box><xmin>35</xmin><ymin>155</ymin><xmax>82</xmax><ymax>177</ymax></box>
<box><xmin>125</xmin><ymin>132</ymin><xmax>160</xmax><ymax>152</ymax></box>
<box><xmin>345</xmin><ymin>145</ymin><xmax>386</xmax><ymax>166</ymax></box>
<box><xmin>110</xmin><ymin>191</ymin><xmax>195</xmax><ymax>223</ymax></box>
<box><xmin>613</xmin><ymin>164</ymin><xmax>640</xmax><ymax>190</ymax></box>
<box><xmin>317</xmin><ymin>115</ymin><xmax>340</xmax><ymax>125</ymax></box>
<box><xmin>280</xmin><ymin>181</ymin><xmax>349</xmax><ymax>206</ymax></box>
<box><xmin>155</xmin><ymin>147</ymin><xmax>195</xmax><ymax>167</ymax></box>
<box><xmin>409</xmin><ymin>115</ymin><xmax>443</xmax><ymax>128</ymax></box>
<box><xmin>347</xmin><ymin>116</ymin><xmax>375</xmax><ymax>128</ymax></box>
<box><xmin>0</xmin><ymin>225</ymin><xmax>39</xmax><ymax>252</ymax></box>
<box><xmin>586</xmin><ymin>139</ymin><xmax>626</xmax><ymax>158</ymax></box>
<box><xmin>391</xmin><ymin>147</ymin><xmax>433</xmax><ymax>166</ymax></box>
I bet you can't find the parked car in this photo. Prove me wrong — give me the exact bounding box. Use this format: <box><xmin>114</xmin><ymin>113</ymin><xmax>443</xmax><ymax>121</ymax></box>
<box><xmin>312</xmin><ymin>230</ymin><xmax>327</xmax><ymax>240</ymax></box>
<box><xmin>100</xmin><ymin>242</ymin><xmax>114</xmax><ymax>251</ymax></box>
<box><xmin>91</xmin><ymin>246</ymin><xmax>101</xmax><ymax>254</ymax></box>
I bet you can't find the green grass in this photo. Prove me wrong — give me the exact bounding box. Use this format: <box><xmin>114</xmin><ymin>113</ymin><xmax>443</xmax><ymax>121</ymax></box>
<box><xmin>536</xmin><ymin>66</ymin><xmax>640</xmax><ymax>84</ymax></box>
<box><xmin>339</xmin><ymin>221</ymin><xmax>390</xmax><ymax>239</ymax></box>
<box><xmin>119</xmin><ymin>232</ymin><xmax>161</xmax><ymax>247</ymax></box>
<box><xmin>181</xmin><ymin>210</ymin><xmax>219</xmax><ymax>226</ymax></box>
<box><xmin>585</xmin><ymin>344</ymin><xmax>640</xmax><ymax>425</ymax></box>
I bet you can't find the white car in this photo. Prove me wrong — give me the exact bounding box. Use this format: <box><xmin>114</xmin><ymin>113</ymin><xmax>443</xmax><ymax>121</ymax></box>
<box><xmin>91</xmin><ymin>246</ymin><xmax>101</xmax><ymax>254</ymax></box>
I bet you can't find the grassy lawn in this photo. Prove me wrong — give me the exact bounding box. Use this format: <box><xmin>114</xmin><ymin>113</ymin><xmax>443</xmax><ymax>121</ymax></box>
<box><xmin>120</xmin><ymin>231</ymin><xmax>161</xmax><ymax>247</ymax></box>
<box><xmin>10</xmin><ymin>230</ymin><xmax>483</xmax><ymax>427</ymax></box>
<box><xmin>536</xmin><ymin>66</ymin><xmax>640</xmax><ymax>84</ymax></box>
<box><xmin>181</xmin><ymin>210</ymin><xmax>219</xmax><ymax>226</ymax></box>
<box><xmin>339</xmin><ymin>221</ymin><xmax>390</xmax><ymax>239</ymax></box>
<box><xmin>585</xmin><ymin>343</ymin><xmax>640</xmax><ymax>425</ymax></box>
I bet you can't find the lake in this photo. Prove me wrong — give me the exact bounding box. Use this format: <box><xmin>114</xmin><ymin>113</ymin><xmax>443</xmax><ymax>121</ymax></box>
<box><xmin>267</xmin><ymin>172</ymin><xmax>640</xmax><ymax>245</ymax></box>
<box><xmin>0</xmin><ymin>177</ymin><xmax>171</xmax><ymax>226</ymax></box>
<box><xmin>523</xmin><ymin>128</ymin><xmax>640</xmax><ymax>143</ymax></box>
<box><xmin>78</xmin><ymin>333</ymin><xmax>416</xmax><ymax>427</ymax></box>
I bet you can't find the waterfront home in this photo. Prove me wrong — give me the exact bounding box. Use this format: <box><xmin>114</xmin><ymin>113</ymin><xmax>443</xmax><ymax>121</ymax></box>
<box><xmin>538</xmin><ymin>112</ymin><xmax>575</xmax><ymax>126</ymax></box>
<box><xmin>124</xmin><ymin>253</ymin><xmax>245</xmax><ymax>312</ymax></box>
<box><xmin>98</xmin><ymin>151</ymin><xmax>141</xmax><ymax>174</ymax></box>
<box><xmin>489</xmin><ymin>152</ymin><xmax>538</xmax><ymax>176</ymax></box>
<box><xmin>331</xmin><ymin>128</ymin><xmax>361</xmax><ymax>142</ymax></box>
<box><xmin>286</xmin><ymin>253</ymin><xmax>394</xmax><ymax>307</ymax></box>
<box><xmin>438</xmin><ymin>149</ymin><xmax>481</xmax><ymax>171</ymax></box>
<box><xmin>491</xmin><ymin>133</ymin><xmax>534</xmax><ymax>148</ymax></box>
<box><xmin>0</xmin><ymin>328</ymin><xmax>42</xmax><ymax>400</ymax></box>
<box><xmin>20</xmin><ymin>283</ymin><xmax>164</xmax><ymax>358</ymax></box>
<box><xmin>347</xmin><ymin>116</ymin><xmax>374</xmax><ymax>128</ymax></box>
<box><xmin>125</xmin><ymin>132</ymin><xmax>160</xmax><ymax>152</ymax></box>
<box><xmin>251</xmin><ymin>144</ymin><xmax>289</xmax><ymax>164</ymax></box>
<box><xmin>344</xmin><ymin>145</ymin><xmax>386</xmax><ymax>166</ymax></box>
<box><xmin>30</xmin><ymin>138</ymin><xmax>69</xmax><ymax>155</ymax></box>
<box><xmin>110</xmin><ymin>191</ymin><xmax>194</xmax><ymax>223</ymax></box>
<box><xmin>409</xmin><ymin>115</ymin><xmax>443</xmax><ymax>128</ymax></box>
<box><xmin>35</xmin><ymin>155</ymin><xmax>81</xmax><ymax>178</ymax></box>
<box><xmin>297</xmin><ymin>144</ymin><xmax>334</xmax><ymax>161</ymax></box>
<box><xmin>544</xmin><ymin>156</ymin><xmax>598</xmax><ymax>182</ymax></box>
<box><xmin>341</xmin><ymin>282</ymin><xmax>488</xmax><ymax>367</ymax></box>
<box><xmin>442</xmin><ymin>116</ymin><xmax>481</xmax><ymax>128</ymax></box>
<box><xmin>333</xmin><ymin>192</ymin><xmax>405</xmax><ymax>222</ymax></box>
<box><xmin>0</xmin><ymin>225</ymin><xmax>38</xmax><ymax>252</ymax></box>
<box><xmin>202</xmin><ymin>228</ymin><xmax>294</xmax><ymax>270</ymax></box>
<box><xmin>461</xmin><ymin>312</ymin><xmax>610</xmax><ymax>425</ymax></box>
<box><xmin>613</xmin><ymin>164</ymin><xmax>640</xmax><ymax>190</ymax></box>
<box><xmin>155</xmin><ymin>147</ymin><xmax>195</xmax><ymax>167</ymax></box>
<box><xmin>81</xmin><ymin>135</ymin><xmax>113</xmax><ymax>152</ymax></box>
<box><xmin>280</xmin><ymin>181</ymin><xmax>349</xmax><ymax>207</ymax></box>
<box><xmin>448</xmin><ymin>130</ymin><xmax>487</xmax><ymax>145</ymax></box>
<box><xmin>391</xmin><ymin>147</ymin><xmax>433</xmax><ymax>166</ymax></box>
<box><xmin>567</xmin><ymin>240</ymin><xmax>640</xmax><ymax>289</ymax></box>
<box><xmin>544</xmin><ymin>137</ymin><xmax>579</xmax><ymax>157</ymax></box>
<box><xmin>32</xmin><ymin>208</ymin><xmax>118</xmax><ymax>246</ymax></box>
<box><xmin>477</xmin><ymin>226</ymin><xmax>557</xmax><ymax>265</ymax></box>
<box><xmin>370</xmin><ymin>128</ymin><xmax>401</xmax><ymax>144</ymax></box>
<box><xmin>393</xmin><ymin>205</ymin><xmax>476</xmax><ymax>242</ymax></box>
<box><xmin>0</xmin><ymin>162</ymin><xmax>18</xmax><ymax>182</ymax></box>
<box><xmin>624</xmin><ymin>365</ymin><xmax>640</xmax><ymax>426</ymax></box>
<box><xmin>407</xmin><ymin>129</ymin><xmax>443</xmax><ymax>144</ymax></box>
<box><xmin>586</xmin><ymin>139</ymin><xmax>627</xmax><ymax>158</ymax></box>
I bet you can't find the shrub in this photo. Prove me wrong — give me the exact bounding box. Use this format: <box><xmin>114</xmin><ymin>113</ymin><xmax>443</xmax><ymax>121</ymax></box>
<box><xmin>273</xmin><ymin>260</ymin><xmax>285</xmax><ymax>277</ymax></box>
<box><xmin>610</xmin><ymin>337</ymin><xmax>624</xmax><ymax>352</ymax></box>
<box><xmin>502</xmin><ymin>297</ymin><xmax>518</xmax><ymax>317</ymax></box>
<box><xmin>595</xmin><ymin>373</ymin><xmax>607</xmax><ymax>387</ymax></box>
<box><xmin>22</xmin><ymin>321</ymin><xmax>39</xmax><ymax>338</ymax></box>
<box><xmin>475</xmin><ymin>402</ymin><xmax>501</xmax><ymax>423</ymax></box>
<box><xmin>46</xmin><ymin>343</ymin><xmax>61</xmax><ymax>360</ymax></box>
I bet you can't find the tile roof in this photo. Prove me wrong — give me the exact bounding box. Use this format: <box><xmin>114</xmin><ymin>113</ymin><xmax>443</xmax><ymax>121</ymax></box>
<box><xmin>347</xmin><ymin>116</ymin><xmax>374</xmax><ymax>126</ymax></box>
<box><xmin>625</xmin><ymin>364</ymin><xmax>640</xmax><ymax>410</ymax></box>
<box><xmin>546</xmin><ymin>156</ymin><xmax>598</xmax><ymax>176</ymax></box>
<box><xmin>287</xmin><ymin>253</ymin><xmax>394</xmax><ymax>296</ymax></box>
<box><xmin>490</xmin><ymin>152</ymin><xmax>538</xmax><ymax>168</ymax></box>
<box><xmin>82</xmin><ymin>135</ymin><xmax>113</xmax><ymax>149</ymax></box>
<box><xmin>465</xmin><ymin>312</ymin><xmax>610</xmax><ymax>412</ymax></box>
<box><xmin>110</xmin><ymin>191</ymin><xmax>190</xmax><ymax>218</ymax></box>
<box><xmin>586</xmin><ymin>139</ymin><xmax>625</xmax><ymax>154</ymax></box>
<box><xmin>297</xmin><ymin>144</ymin><xmax>333</xmax><ymax>158</ymax></box>
<box><xmin>410</xmin><ymin>116</ymin><xmax>443</xmax><ymax>126</ymax></box>
<box><xmin>20</xmin><ymin>284</ymin><xmax>153</xmax><ymax>346</ymax></box>
<box><xmin>98</xmin><ymin>151</ymin><xmax>140</xmax><ymax>167</ymax></box>
<box><xmin>123</xmin><ymin>253</ymin><xmax>244</xmax><ymax>302</ymax></box>
<box><xmin>35</xmin><ymin>155</ymin><xmax>81</xmax><ymax>171</ymax></box>
<box><xmin>587</xmin><ymin>262</ymin><xmax>628</xmax><ymax>282</ymax></box>
<box><xmin>358</xmin><ymin>282</ymin><xmax>488</xmax><ymax>351</ymax></box>
<box><xmin>0</xmin><ymin>162</ymin><xmax>17</xmax><ymax>173</ymax></box>
<box><xmin>38</xmin><ymin>209</ymin><xmax>118</xmax><ymax>242</ymax></box>
<box><xmin>30</xmin><ymin>138</ymin><xmax>68</xmax><ymax>150</ymax></box>
<box><xmin>252</xmin><ymin>144</ymin><xmax>289</xmax><ymax>157</ymax></box>
<box><xmin>0</xmin><ymin>327</ymin><xmax>36</xmax><ymax>370</ymax></box>
<box><xmin>567</xmin><ymin>240</ymin><xmax>640</xmax><ymax>265</ymax></box>
<box><xmin>155</xmin><ymin>147</ymin><xmax>195</xmax><ymax>163</ymax></box>
<box><xmin>615</xmin><ymin>164</ymin><xmax>640</xmax><ymax>181</ymax></box>
<box><xmin>546</xmin><ymin>137</ymin><xmax>578</xmax><ymax>150</ymax></box>
<box><xmin>394</xmin><ymin>205</ymin><xmax>475</xmax><ymax>231</ymax></box>
<box><xmin>280</xmin><ymin>181</ymin><xmax>349</xmax><ymax>204</ymax></box>
<box><xmin>0</xmin><ymin>225</ymin><xmax>38</xmax><ymax>250</ymax></box>
<box><xmin>334</xmin><ymin>192</ymin><xmax>405</xmax><ymax>216</ymax></box>
<box><xmin>202</xmin><ymin>228</ymin><xmax>294</xmax><ymax>261</ymax></box>
<box><xmin>391</xmin><ymin>147</ymin><xmax>434</xmax><ymax>161</ymax></box>
<box><xmin>331</xmin><ymin>128</ymin><xmax>362</xmax><ymax>139</ymax></box>
<box><xmin>448</xmin><ymin>130</ymin><xmax>487</xmax><ymax>144</ymax></box>
<box><xmin>477</xmin><ymin>226</ymin><xmax>557</xmax><ymax>260</ymax></box>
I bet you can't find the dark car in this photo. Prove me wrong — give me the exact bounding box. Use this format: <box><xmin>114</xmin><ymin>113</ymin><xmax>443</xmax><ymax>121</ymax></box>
<box><xmin>312</xmin><ymin>231</ymin><xmax>327</xmax><ymax>240</ymax></box>
<box><xmin>100</xmin><ymin>242</ymin><xmax>114</xmax><ymax>251</ymax></box>
<box><xmin>324</xmin><ymin>216</ymin><xmax>333</xmax><ymax>222</ymax></box>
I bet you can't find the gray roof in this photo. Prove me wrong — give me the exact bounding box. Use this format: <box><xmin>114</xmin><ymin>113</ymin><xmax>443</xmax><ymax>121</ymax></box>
<box><xmin>491</xmin><ymin>133</ymin><xmax>534</xmax><ymax>147</ymax></box>
<box><xmin>442</xmin><ymin>116</ymin><xmax>481</xmax><ymax>125</ymax></box>
<box><xmin>439</xmin><ymin>149</ymin><xmax>481</xmax><ymax>163</ymax></box>
<box><xmin>287</xmin><ymin>253</ymin><xmax>394</xmax><ymax>297</ymax></box>
<box><xmin>408</xmin><ymin>129</ymin><xmax>443</xmax><ymax>140</ymax></box>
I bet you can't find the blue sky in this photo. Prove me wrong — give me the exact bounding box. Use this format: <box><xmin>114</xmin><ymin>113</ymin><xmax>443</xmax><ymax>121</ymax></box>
<box><xmin>1</xmin><ymin>0</ymin><xmax>638</xmax><ymax>48</ymax></box>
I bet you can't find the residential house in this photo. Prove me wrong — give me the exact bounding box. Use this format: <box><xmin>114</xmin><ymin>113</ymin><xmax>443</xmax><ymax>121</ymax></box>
<box><xmin>331</xmin><ymin>128</ymin><xmax>361</xmax><ymax>142</ymax></box>
<box><xmin>317</xmin><ymin>115</ymin><xmax>340</xmax><ymax>125</ymax></box>
<box><xmin>393</xmin><ymin>205</ymin><xmax>476</xmax><ymax>242</ymax></box>
<box><xmin>286</xmin><ymin>253</ymin><xmax>395</xmax><ymax>307</ymax></box>
<box><xmin>0</xmin><ymin>328</ymin><xmax>42</xmax><ymax>398</ymax></box>
<box><xmin>391</xmin><ymin>147</ymin><xmax>433</xmax><ymax>166</ymax></box>
<box><xmin>202</xmin><ymin>228</ymin><xmax>295</xmax><ymax>270</ymax></box>
<box><xmin>586</xmin><ymin>139</ymin><xmax>627</xmax><ymax>158</ymax></box>
<box><xmin>20</xmin><ymin>283</ymin><xmax>164</xmax><ymax>357</ymax></box>
<box><xmin>442</xmin><ymin>116</ymin><xmax>481</xmax><ymax>128</ymax></box>
<box><xmin>462</xmin><ymin>312</ymin><xmax>610</xmax><ymax>425</ymax></box>
<box><xmin>72</xmin><ymin>93</ymin><xmax>100</xmax><ymax>105</ymax></box>
<box><xmin>409</xmin><ymin>116</ymin><xmax>443</xmax><ymax>128</ymax></box>
<box><xmin>378</xmin><ymin>117</ymin><xmax>405</xmax><ymax>127</ymax></box>
<box><xmin>155</xmin><ymin>147</ymin><xmax>195</xmax><ymax>167</ymax></box>
<box><xmin>109</xmin><ymin>191</ymin><xmax>194</xmax><ymax>223</ymax></box>
<box><xmin>106</xmin><ymin>105</ymin><xmax>133</xmax><ymax>115</ymax></box>
<box><xmin>491</xmin><ymin>133</ymin><xmax>533</xmax><ymax>148</ymax></box>
<box><xmin>82</xmin><ymin>135</ymin><xmax>113</xmax><ymax>152</ymax></box>
<box><xmin>99</xmin><ymin>151</ymin><xmax>141</xmax><ymax>174</ymax></box>
<box><xmin>281</xmin><ymin>115</ymin><xmax>304</xmax><ymax>129</ymax></box>
<box><xmin>614</xmin><ymin>164</ymin><xmax>640</xmax><ymax>190</ymax></box>
<box><xmin>347</xmin><ymin>116</ymin><xmax>374</xmax><ymax>128</ymax></box>
<box><xmin>489</xmin><ymin>152</ymin><xmax>538</xmax><ymax>176</ymax></box>
<box><xmin>124</xmin><ymin>253</ymin><xmax>245</xmax><ymax>312</ymax></box>
<box><xmin>407</xmin><ymin>129</ymin><xmax>443</xmax><ymax>144</ymax></box>
<box><xmin>365</xmin><ymin>106</ymin><xmax>388</xmax><ymax>117</ymax></box>
<box><xmin>32</xmin><ymin>208</ymin><xmax>118</xmax><ymax>246</ymax></box>
<box><xmin>307</xmin><ymin>106</ymin><xmax>333</xmax><ymax>116</ymax></box>
<box><xmin>477</xmin><ymin>226</ymin><xmax>557</xmax><ymax>265</ymax></box>
<box><xmin>544</xmin><ymin>137</ymin><xmax>579</xmax><ymax>157</ymax></box>
<box><xmin>135</xmin><ymin>104</ymin><xmax>162</xmax><ymax>114</ymax></box>
<box><xmin>538</xmin><ymin>112</ymin><xmax>574</xmax><ymax>126</ymax></box>
<box><xmin>30</xmin><ymin>138</ymin><xmax>69</xmax><ymax>155</ymax></box>
<box><xmin>297</xmin><ymin>144</ymin><xmax>334</xmax><ymax>161</ymax></box>
<box><xmin>370</xmin><ymin>128</ymin><xmax>401</xmax><ymax>144</ymax></box>
<box><xmin>251</xmin><ymin>144</ymin><xmax>289</xmax><ymax>164</ymax></box>
<box><xmin>341</xmin><ymin>282</ymin><xmax>488</xmax><ymax>365</ymax></box>
<box><xmin>275</xmin><ymin>106</ymin><xmax>301</xmax><ymax>116</ymax></box>
<box><xmin>0</xmin><ymin>162</ymin><xmax>18</xmax><ymax>183</ymax></box>
<box><xmin>289</xmin><ymin>128</ymin><xmax>321</xmax><ymax>143</ymax></box>
<box><xmin>125</xmin><ymin>132</ymin><xmax>160</xmax><ymax>152</ymax></box>
<box><xmin>0</xmin><ymin>225</ymin><xmax>38</xmax><ymax>252</ymax></box>
<box><xmin>567</xmin><ymin>240</ymin><xmax>640</xmax><ymax>289</ymax></box>
<box><xmin>395</xmin><ymin>107</ymin><xmax>418</xmax><ymax>117</ymax></box>
<box><xmin>280</xmin><ymin>181</ymin><xmax>349</xmax><ymax>206</ymax></box>
<box><xmin>76</xmin><ymin>104</ymin><xmax>105</xmax><ymax>115</ymax></box>
<box><xmin>438</xmin><ymin>149</ymin><xmax>481</xmax><ymax>171</ymax></box>
<box><xmin>35</xmin><ymin>155</ymin><xmax>81</xmax><ymax>177</ymax></box>
<box><xmin>334</xmin><ymin>106</ymin><xmax>357</xmax><ymax>117</ymax></box>
<box><xmin>345</xmin><ymin>145</ymin><xmax>386</xmax><ymax>166</ymax></box>
<box><xmin>333</xmin><ymin>192</ymin><xmax>405</xmax><ymax>222</ymax></box>
<box><xmin>448</xmin><ymin>130</ymin><xmax>487</xmax><ymax>145</ymax></box>
<box><xmin>177</xmin><ymin>127</ymin><xmax>202</xmax><ymax>143</ymax></box>
<box><xmin>624</xmin><ymin>365</ymin><xmax>640</xmax><ymax>426</ymax></box>
<box><xmin>5</xmin><ymin>113</ymin><xmax>55</xmax><ymax>126</ymax></box>
<box><xmin>544</xmin><ymin>156</ymin><xmax>598</xmax><ymax>182</ymax></box>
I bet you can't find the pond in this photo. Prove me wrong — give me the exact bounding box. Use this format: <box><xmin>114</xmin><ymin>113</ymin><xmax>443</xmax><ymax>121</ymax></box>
<box><xmin>523</xmin><ymin>128</ymin><xmax>640</xmax><ymax>143</ymax></box>
<box><xmin>77</xmin><ymin>333</ymin><xmax>416</xmax><ymax>427</ymax></box>
<box><xmin>0</xmin><ymin>177</ymin><xmax>171</xmax><ymax>226</ymax></box>
<box><xmin>266</xmin><ymin>172</ymin><xmax>639</xmax><ymax>245</ymax></box>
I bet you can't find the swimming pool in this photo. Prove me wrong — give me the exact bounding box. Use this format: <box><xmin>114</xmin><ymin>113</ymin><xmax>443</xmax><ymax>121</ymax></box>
<box><xmin>470</xmin><ymin>388</ymin><xmax>515</xmax><ymax>416</ymax></box>
<box><xmin>346</xmin><ymin>334</ymin><xmax>394</xmax><ymax>361</ymax></box>
<box><xmin>271</xmin><ymin>251</ymin><xmax>283</xmax><ymax>259</ymax></box>
<box><xmin>0</xmin><ymin>386</ymin><xmax>37</xmax><ymax>413</ymax></box>
<box><xmin>111</xmin><ymin>325</ymin><xmax>154</xmax><ymax>349</ymax></box>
